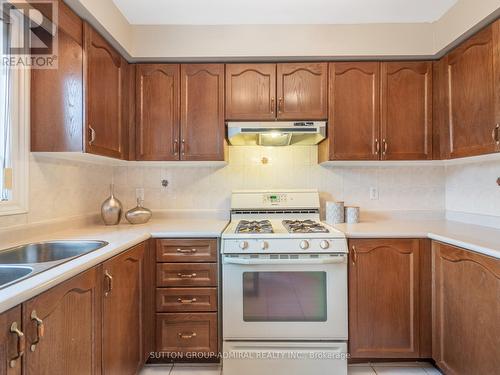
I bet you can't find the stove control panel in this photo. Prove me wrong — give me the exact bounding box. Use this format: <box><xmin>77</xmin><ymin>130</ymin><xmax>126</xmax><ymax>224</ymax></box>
<box><xmin>263</xmin><ymin>193</ymin><xmax>287</xmax><ymax>205</ymax></box>
<box><xmin>222</xmin><ymin>238</ymin><xmax>348</xmax><ymax>254</ymax></box>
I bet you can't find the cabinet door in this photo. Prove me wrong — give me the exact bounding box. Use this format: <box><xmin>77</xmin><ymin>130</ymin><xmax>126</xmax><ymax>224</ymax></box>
<box><xmin>102</xmin><ymin>243</ymin><xmax>145</xmax><ymax>375</ymax></box>
<box><xmin>381</xmin><ymin>62</ymin><xmax>432</xmax><ymax>160</ymax></box>
<box><xmin>136</xmin><ymin>64</ymin><xmax>180</xmax><ymax>161</ymax></box>
<box><xmin>180</xmin><ymin>64</ymin><xmax>225</xmax><ymax>161</ymax></box>
<box><xmin>85</xmin><ymin>23</ymin><xmax>125</xmax><ymax>159</ymax></box>
<box><xmin>444</xmin><ymin>22</ymin><xmax>500</xmax><ymax>158</ymax></box>
<box><xmin>276</xmin><ymin>62</ymin><xmax>328</xmax><ymax>120</ymax></box>
<box><xmin>22</xmin><ymin>267</ymin><xmax>101</xmax><ymax>375</ymax></box>
<box><xmin>320</xmin><ymin>62</ymin><xmax>380</xmax><ymax>161</ymax></box>
<box><xmin>0</xmin><ymin>306</ymin><xmax>22</xmax><ymax>375</ymax></box>
<box><xmin>432</xmin><ymin>242</ymin><xmax>500</xmax><ymax>375</ymax></box>
<box><xmin>225</xmin><ymin>64</ymin><xmax>276</xmax><ymax>120</ymax></box>
<box><xmin>348</xmin><ymin>239</ymin><xmax>421</xmax><ymax>358</ymax></box>
<box><xmin>31</xmin><ymin>5</ymin><xmax>83</xmax><ymax>152</ymax></box>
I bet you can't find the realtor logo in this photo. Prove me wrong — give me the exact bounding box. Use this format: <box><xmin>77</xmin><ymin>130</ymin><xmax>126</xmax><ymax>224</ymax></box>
<box><xmin>1</xmin><ymin>0</ymin><xmax>58</xmax><ymax>68</ymax></box>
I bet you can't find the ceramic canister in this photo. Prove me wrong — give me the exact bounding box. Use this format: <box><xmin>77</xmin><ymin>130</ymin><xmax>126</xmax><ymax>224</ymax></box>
<box><xmin>345</xmin><ymin>206</ymin><xmax>360</xmax><ymax>224</ymax></box>
<box><xmin>325</xmin><ymin>201</ymin><xmax>345</xmax><ymax>224</ymax></box>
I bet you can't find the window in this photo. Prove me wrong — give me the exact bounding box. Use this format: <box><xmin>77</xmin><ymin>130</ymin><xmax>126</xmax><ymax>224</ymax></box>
<box><xmin>0</xmin><ymin>8</ymin><xmax>29</xmax><ymax>215</ymax></box>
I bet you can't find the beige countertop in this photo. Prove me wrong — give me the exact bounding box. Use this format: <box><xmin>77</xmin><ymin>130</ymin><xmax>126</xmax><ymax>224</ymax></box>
<box><xmin>333</xmin><ymin>219</ymin><xmax>500</xmax><ymax>259</ymax></box>
<box><xmin>0</xmin><ymin>218</ymin><xmax>229</xmax><ymax>313</ymax></box>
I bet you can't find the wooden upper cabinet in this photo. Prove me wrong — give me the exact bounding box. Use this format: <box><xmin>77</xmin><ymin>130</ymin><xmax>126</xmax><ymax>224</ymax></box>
<box><xmin>31</xmin><ymin>2</ymin><xmax>83</xmax><ymax>152</ymax></box>
<box><xmin>180</xmin><ymin>64</ymin><xmax>225</xmax><ymax>161</ymax></box>
<box><xmin>348</xmin><ymin>239</ymin><xmax>422</xmax><ymax>358</ymax></box>
<box><xmin>381</xmin><ymin>61</ymin><xmax>433</xmax><ymax>160</ymax></box>
<box><xmin>276</xmin><ymin>63</ymin><xmax>328</xmax><ymax>120</ymax></box>
<box><xmin>319</xmin><ymin>62</ymin><xmax>380</xmax><ymax>161</ymax></box>
<box><xmin>85</xmin><ymin>23</ymin><xmax>125</xmax><ymax>159</ymax></box>
<box><xmin>22</xmin><ymin>267</ymin><xmax>101</xmax><ymax>375</ymax></box>
<box><xmin>102</xmin><ymin>243</ymin><xmax>145</xmax><ymax>375</ymax></box>
<box><xmin>0</xmin><ymin>306</ymin><xmax>22</xmax><ymax>375</ymax></box>
<box><xmin>432</xmin><ymin>242</ymin><xmax>500</xmax><ymax>375</ymax></box>
<box><xmin>136</xmin><ymin>64</ymin><xmax>180</xmax><ymax>161</ymax></box>
<box><xmin>443</xmin><ymin>21</ymin><xmax>500</xmax><ymax>158</ymax></box>
<box><xmin>225</xmin><ymin>64</ymin><xmax>276</xmax><ymax>120</ymax></box>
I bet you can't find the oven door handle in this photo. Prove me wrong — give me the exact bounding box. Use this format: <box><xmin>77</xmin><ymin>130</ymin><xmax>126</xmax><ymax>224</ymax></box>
<box><xmin>223</xmin><ymin>255</ymin><xmax>347</xmax><ymax>265</ymax></box>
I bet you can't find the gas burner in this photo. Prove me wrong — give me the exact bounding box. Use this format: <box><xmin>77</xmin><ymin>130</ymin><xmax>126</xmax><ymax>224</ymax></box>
<box><xmin>236</xmin><ymin>220</ymin><xmax>274</xmax><ymax>234</ymax></box>
<box><xmin>282</xmin><ymin>219</ymin><xmax>329</xmax><ymax>234</ymax></box>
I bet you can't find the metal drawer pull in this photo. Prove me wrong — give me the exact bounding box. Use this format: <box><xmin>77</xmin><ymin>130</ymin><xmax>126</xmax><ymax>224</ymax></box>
<box><xmin>382</xmin><ymin>139</ymin><xmax>388</xmax><ymax>155</ymax></box>
<box><xmin>278</xmin><ymin>97</ymin><xmax>283</xmax><ymax>113</ymax></box>
<box><xmin>9</xmin><ymin>322</ymin><xmax>25</xmax><ymax>368</ymax></box>
<box><xmin>173</xmin><ymin>139</ymin><xmax>179</xmax><ymax>155</ymax></box>
<box><xmin>181</xmin><ymin>139</ymin><xmax>186</xmax><ymax>155</ymax></box>
<box><xmin>270</xmin><ymin>98</ymin><xmax>275</xmax><ymax>113</ymax></box>
<box><xmin>374</xmin><ymin>139</ymin><xmax>380</xmax><ymax>155</ymax></box>
<box><xmin>104</xmin><ymin>270</ymin><xmax>113</xmax><ymax>297</ymax></box>
<box><xmin>30</xmin><ymin>311</ymin><xmax>44</xmax><ymax>352</ymax></box>
<box><xmin>177</xmin><ymin>273</ymin><xmax>197</xmax><ymax>278</ymax></box>
<box><xmin>176</xmin><ymin>248</ymin><xmax>197</xmax><ymax>254</ymax></box>
<box><xmin>178</xmin><ymin>332</ymin><xmax>197</xmax><ymax>339</ymax></box>
<box><xmin>177</xmin><ymin>297</ymin><xmax>197</xmax><ymax>304</ymax></box>
<box><xmin>493</xmin><ymin>124</ymin><xmax>500</xmax><ymax>144</ymax></box>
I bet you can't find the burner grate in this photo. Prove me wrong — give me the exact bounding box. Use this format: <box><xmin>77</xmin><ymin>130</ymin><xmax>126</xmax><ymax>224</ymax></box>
<box><xmin>282</xmin><ymin>219</ymin><xmax>329</xmax><ymax>234</ymax></box>
<box><xmin>236</xmin><ymin>220</ymin><xmax>274</xmax><ymax>234</ymax></box>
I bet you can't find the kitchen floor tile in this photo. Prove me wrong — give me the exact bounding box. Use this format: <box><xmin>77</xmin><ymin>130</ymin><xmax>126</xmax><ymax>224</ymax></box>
<box><xmin>348</xmin><ymin>365</ymin><xmax>376</xmax><ymax>374</ymax></box>
<box><xmin>423</xmin><ymin>367</ymin><xmax>442</xmax><ymax>374</ymax></box>
<box><xmin>372</xmin><ymin>366</ymin><xmax>427</xmax><ymax>374</ymax></box>
<box><xmin>140</xmin><ymin>364</ymin><xmax>173</xmax><ymax>374</ymax></box>
<box><xmin>170</xmin><ymin>365</ymin><xmax>221</xmax><ymax>375</ymax></box>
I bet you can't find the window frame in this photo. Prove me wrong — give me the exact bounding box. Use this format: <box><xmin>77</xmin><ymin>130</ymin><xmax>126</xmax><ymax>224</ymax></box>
<box><xmin>0</xmin><ymin>9</ymin><xmax>29</xmax><ymax>216</ymax></box>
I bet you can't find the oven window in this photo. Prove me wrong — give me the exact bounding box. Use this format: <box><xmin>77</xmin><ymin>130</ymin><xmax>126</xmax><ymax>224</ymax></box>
<box><xmin>242</xmin><ymin>272</ymin><xmax>327</xmax><ymax>322</ymax></box>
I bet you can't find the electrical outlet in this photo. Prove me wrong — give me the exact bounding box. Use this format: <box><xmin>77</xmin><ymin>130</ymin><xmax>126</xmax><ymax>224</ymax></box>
<box><xmin>369</xmin><ymin>187</ymin><xmax>379</xmax><ymax>200</ymax></box>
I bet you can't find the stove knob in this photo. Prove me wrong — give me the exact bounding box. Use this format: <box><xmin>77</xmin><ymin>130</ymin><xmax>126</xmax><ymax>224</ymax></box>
<box><xmin>260</xmin><ymin>241</ymin><xmax>268</xmax><ymax>250</ymax></box>
<box><xmin>320</xmin><ymin>240</ymin><xmax>330</xmax><ymax>249</ymax></box>
<box><xmin>239</xmin><ymin>241</ymin><xmax>248</xmax><ymax>250</ymax></box>
<box><xmin>299</xmin><ymin>240</ymin><xmax>310</xmax><ymax>250</ymax></box>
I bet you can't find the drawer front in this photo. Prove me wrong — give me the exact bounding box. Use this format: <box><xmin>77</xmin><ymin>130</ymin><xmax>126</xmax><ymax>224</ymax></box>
<box><xmin>156</xmin><ymin>288</ymin><xmax>218</xmax><ymax>312</ymax></box>
<box><xmin>156</xmin><ymin>313</ymin><xmax>218</xmax><ymax>354</ymax></box>
<box><xmin>156</xmin><ymin>239</ymin><xmax>218</xmax><ymax>262</ymax></box>
<box><xmin>157</xmin><ymin>263</ymin><xmax>217</xmax><ymax>287</ymax></box>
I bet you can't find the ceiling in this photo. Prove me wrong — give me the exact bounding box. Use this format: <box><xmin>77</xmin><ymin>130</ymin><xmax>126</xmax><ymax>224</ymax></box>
<box><xmin>112</xmin><ymin>0</ymin><xmax>458</xmax><ymax>25</ymax></box>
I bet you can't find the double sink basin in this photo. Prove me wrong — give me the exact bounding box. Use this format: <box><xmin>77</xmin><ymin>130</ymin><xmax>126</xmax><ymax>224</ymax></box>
<box><xmin>0</xmin><ymin>240</ymin><xmax>109</xmax><ymax>289</ymax></box>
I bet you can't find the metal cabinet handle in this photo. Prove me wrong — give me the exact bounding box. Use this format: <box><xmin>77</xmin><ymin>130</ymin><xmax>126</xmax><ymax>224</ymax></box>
<box><xmin>278</xmin><ymin>98</ymin><xmax>283</xmax><ymax>113</ymax></box>
<box><xmin>270</xmin><ymin>98</ymin><xmax>275</xmax><ymax>114</ymax></box>
<box><xmin>178</xmin><ymin>332</ymin><xmax>197</xmax><ymax>339</ymax></box>
<box><xmin>177</xmin><ymin>297</ymin><xmax>197</xmax><ymax>304</ymax></box>
<box><xmin>382</xmin><ymin>139</ymin><xmax>388</xmax><ymax>155</ymax></box>
<box><xmin>104</xmin><ymin>270</ymin><xmax>113</xmax><ymax>297</ymax></box>
<box><xmin>177</xmin><ymin>272</ymin><xmax>197</xmax><ymax>279</ymax></box>
<box><xmin>492</xmin><ymin>124</ymin><xmax>500</xmax><ymax>144</ymax></box>
<box><xmin>30</xmin><ymin>311</ymin><xmax>44</xmax><ymax>352</ymax></box>
<box><xmin>374</xmin><ymin>139</ymin><xmax>380</xmax><ymax>155</ymax></box>
<box><xmin>181</xmin><ymin>139</ymin><xmax>186</xmax><ymax>155</ymax></box>
<box><xmin>88</xmin><ymin>126</ymin><xmax>96</xmax><ymax>145</ymax></box>
<box><xmin>176</xmin><ymin>248</ymin><xmax>197</xmax><ymax>254</ymax></box>
<box><xmin>351</xmin><ymin>245</ymin><xmax>357</xmax><ymax>265</ymax></box>
<box><xmin>9</xmin><ymin>322</ymin><xmax>25</xmax><ymax>368</ymax></box>
<box><xmin>173</xmin><ymin>139</ymin><xmax>179</xmax><ymax>155</ymax></box>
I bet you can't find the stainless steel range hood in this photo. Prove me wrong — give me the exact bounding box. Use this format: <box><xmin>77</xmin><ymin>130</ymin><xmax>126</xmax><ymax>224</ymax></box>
<box><xmin>227</xmin><ymin>121</ymin><xmax>326</xmax><ymax>146</ymax></box>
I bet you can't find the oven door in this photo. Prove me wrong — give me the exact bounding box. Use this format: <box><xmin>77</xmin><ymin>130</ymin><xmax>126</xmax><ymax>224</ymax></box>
<box><xmin>222</xmin><ymin>254</ymin><xmax>347</xmax><ymax>340</ymax></box>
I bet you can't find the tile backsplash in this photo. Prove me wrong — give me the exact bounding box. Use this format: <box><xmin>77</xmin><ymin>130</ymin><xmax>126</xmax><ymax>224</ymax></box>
<box><xmin>1</xmin><ymin>147</ymin><xmax>498</xmax><ymax>231</ymax></box>
<box><xmin>113</xmin><ymin>147</ymin><xmax>446</xmax><ymax>216</ymax></box>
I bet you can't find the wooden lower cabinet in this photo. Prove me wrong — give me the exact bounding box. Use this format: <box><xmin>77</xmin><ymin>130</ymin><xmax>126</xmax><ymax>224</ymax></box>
<box><xmin>156</xmin><ymin>313</ymin><xmax>218</xmax><ymax>356</ymax></box>
<box><xmin>102</xmin><ymin>242</ymin><xmax>145</xmax><ymax>375</ymax></box>
<box><xmin>348</xmin><ymin>238</ymin><xmax>431</xmax><ymax>359</ymax></box>
<box><xmin>22</xmin><ymin>267</ymin><xmax>102</xmax><ymax>375</ymax></box>
<box><xmin>432</xmin><ymin>242</ymin><xmax>500</xmax><ymax>375</ymax></box>
<box><xmin>0</xmin><ymin>307</ymin><xmax>22</xmax><ymax>375</ymax></box>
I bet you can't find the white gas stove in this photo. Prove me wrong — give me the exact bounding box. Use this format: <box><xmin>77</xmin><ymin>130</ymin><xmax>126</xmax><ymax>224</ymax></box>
<box><xmin>221</xmin><ymin>190</ymin><xmax>348</xmax><ymax>375</ymax></box>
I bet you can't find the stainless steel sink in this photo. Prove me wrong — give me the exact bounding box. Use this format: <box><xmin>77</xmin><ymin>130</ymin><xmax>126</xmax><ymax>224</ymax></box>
<box><xmin>0</xmin><ymin>240</ymin><xmax>109</xmax><ymax>289</ymax></box>
<box><xmin>0</xmin><ymin>266</ymin><xmax>33</xmax><ymax>288</ymax></box>
<box><xmin>0</xmin><ymin>240</ymin><xmax>108</xmax><ymax>264</ymax></box>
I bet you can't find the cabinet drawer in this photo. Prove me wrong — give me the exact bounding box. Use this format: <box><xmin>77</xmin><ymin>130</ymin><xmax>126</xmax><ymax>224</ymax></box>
<box><xmin>156</xmin><ymin>239</ymin><xmax>217</xmax><ymax>262</ymax></box>
<box><xmin>156</xmin><ymin>313</ymin><xmax>218</xmax><ymax>354</ymax></box>
<box><xmin>157</xmin><ymin>263</ymin><xmax>217</xmax><ymax>287</ymax></box>
<box><xmin>157</xmin><ymin>288</ymin><xmax>218</xmax><ymax>312</ymax></box>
